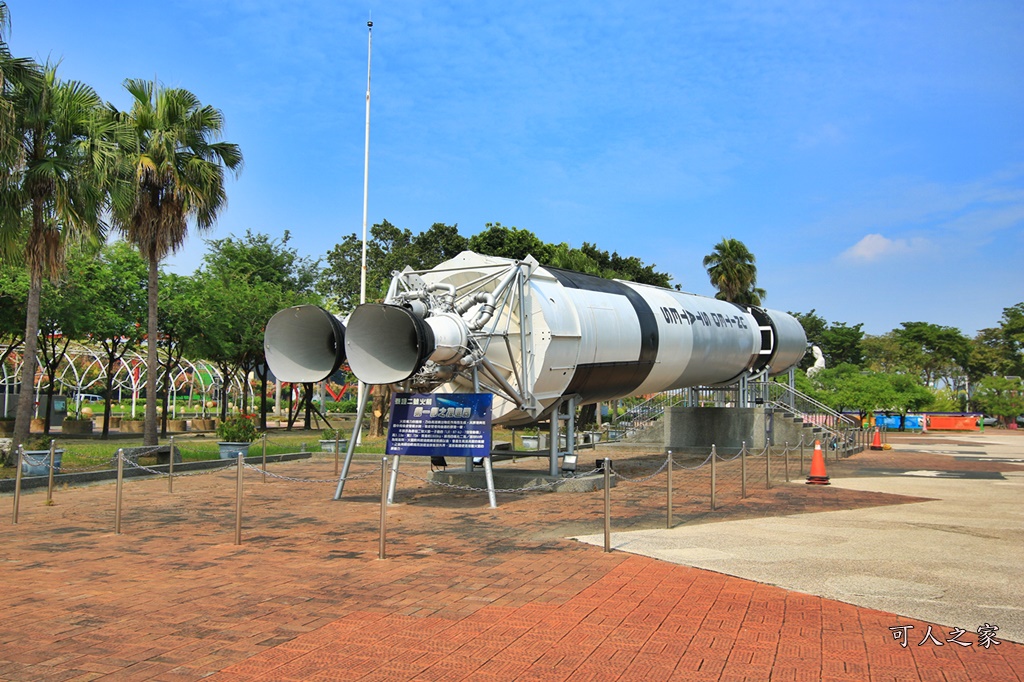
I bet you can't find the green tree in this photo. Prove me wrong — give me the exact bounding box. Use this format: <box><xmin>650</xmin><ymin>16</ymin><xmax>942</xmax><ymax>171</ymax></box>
<box><xmin>976</xmin><ymin>303</ymin><xmax>1024</xmax><ymax>379</ymax></box>
<box><xmin>972</xmin><ymin>376</ymin><xmax>1024</xmax><ymax>426</ymax></box>
<box><xmin>547</xmin><ymin>243</ymin><xmax>604</xmax><ymax>275</ymax></box>
<box><xmin>0</xmin><ymin>64</ymin><xmax>110</xmax><ymax>457</ymax></box>
<box><xmin>702</xmin><ymin>237</ymin><xmax>765</xmax><ymax>305</ymax></box>
<box><xmin>467</xmin><ymin>222</ymin><xmax>553</xmax><ymax>262</ymax></box>
<box><xmin>157</xmin><ymin>272</ymin><xmax>205</xmax><ymax>433</ymax></box>
<box><xmin>34</xmin><ymin>250</ymin><xmax>92</xmax><ymax>433</ymax></box>
<box><xmin>820</xmin><ymin>322</ymin><xmax>865</xmax><ymax>367</ymax></box>
<box><xmin>790</xmin><ymin>310</ymin><xmax>863</xmax><ymax>369</ymax></box>
<box><xmin>578</xmin><ymin>242</ymin><xmax>673</xmax><ymax>287</ymax></box>
<box><xmin>893</xmin><ymin>321</ymin><xmax>971</xmax><ymax>392</ymax></box>
<box><xmin>0</xmin><ymin>256</ymin><xmax>27</xmax><ymax>369</ymax></box>
<box><xmin>320</xmin><ymin>220</ymin><xmax>453</xmax><ymax>312</ymax></box>
<box><xmin>76</xmin><ymin>240</ymin><xmax>148</xmax><ymax>438</ymax></box>
<box><xmin>813</xmin><ymin>364</ymin><xmax>894</xmax><ymax>419</ymax></box>
<box><xmin>109</xmin><ymin>79</ymin><xmax>243</xmax><ymax>446</ymax></box>
<box><xmin>411</xmin><ymin>222</ymin><xmax>468</xmax><ymax>265</ymax></box>
<box><xmin>862</xmin><ymin>332</ymin><xmax>910</xmax><ymax>374</ymax></box>
<box><xmin>192</xmin><ymin>231</ymin><xmax>319</xmax><ymax>424</ymax></box>
<box><xmin>888</xmin><ymin>373</ymin><xmax>934</xmax><ymax>431</ymax></box>
<box><xmin>791</xmin><ymin>310</ymin><xmax>827</xmax><ymax>370</ymax></box>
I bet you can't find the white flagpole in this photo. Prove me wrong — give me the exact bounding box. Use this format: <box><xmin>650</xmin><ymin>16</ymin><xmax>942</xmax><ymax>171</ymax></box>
<box><xmin>356</xmin><ymin>19</ymin><xmax>373</xmax><ymax>445</ymax></box>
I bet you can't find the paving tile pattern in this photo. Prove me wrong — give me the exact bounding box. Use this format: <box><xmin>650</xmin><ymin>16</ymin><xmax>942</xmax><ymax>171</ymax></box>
<box><xmin>0</xmin><ymin>438</ymin><xmax>1022</xmax><ymax>681</ymax></box>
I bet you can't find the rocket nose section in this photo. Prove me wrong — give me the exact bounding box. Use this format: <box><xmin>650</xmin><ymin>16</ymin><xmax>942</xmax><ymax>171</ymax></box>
<box><xmin>761</xmin><ymin>308</ymin><xmax>808</xmax><ymax>374</ymax></box>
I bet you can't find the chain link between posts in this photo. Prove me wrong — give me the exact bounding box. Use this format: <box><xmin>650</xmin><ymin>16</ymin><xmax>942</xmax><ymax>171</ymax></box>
<box><xmin>15</xmin><ymin>428</ymin><xmax>869</xmax><ymax>497</ymax></box>
<box><xmin>394</xmin><ymin>465</ymin><xmax>606</xmax><ymax>493</ymax></box>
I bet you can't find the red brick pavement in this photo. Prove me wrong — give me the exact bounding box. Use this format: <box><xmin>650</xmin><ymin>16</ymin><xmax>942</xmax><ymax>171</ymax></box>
<box><xmin>1</xmin><ymin>438</ymin><xmax>1022</xmax><ymax>681</ymax></box>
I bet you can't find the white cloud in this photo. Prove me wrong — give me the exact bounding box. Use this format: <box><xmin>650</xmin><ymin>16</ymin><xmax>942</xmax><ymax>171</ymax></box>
<box><xmin>840</xmin><ymin>233</ymin><xmax>930</xmax><ymax>263</ymax></box>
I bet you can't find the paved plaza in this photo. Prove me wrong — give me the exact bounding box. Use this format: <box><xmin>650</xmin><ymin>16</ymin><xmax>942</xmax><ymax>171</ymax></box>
<box><xmin>1</xmin><ymin>432</ymin><xmax>1023</xmax><ymax>680</ymax></box>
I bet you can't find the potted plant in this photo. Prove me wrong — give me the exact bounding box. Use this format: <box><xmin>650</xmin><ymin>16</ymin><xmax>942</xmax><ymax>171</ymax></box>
<box><xmin>319</xmin><ymin>427</ymin><xmax>348</xmax><ymax>453</ymax></box>
<box><xmin>61</xmin><ymin>406</ymin><xmax>94</xmax><ymax>435</ymax></box>
<box><xmin>217</xmin><ymin>413</ymin><xmax>258</xmax><ymax>459</ymax></box>
<box><xmin>120</xmin><ymin>417</ymin><xmax>144</xmax><ymax>433</ymax></box>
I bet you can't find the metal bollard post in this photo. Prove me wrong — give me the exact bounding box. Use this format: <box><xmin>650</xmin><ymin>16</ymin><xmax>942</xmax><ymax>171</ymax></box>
<box><xmin>46</xmin><ymin>439</ymin><xmax>56</xmax><ymax>504</ymax></box>
<box><xmin>603</xmin><ymin>457</ymin><xmax>612</xmax><ymax>552</ymax></box>
<box><xmin>379</xmin><ymin>456</ymin><xmax>388</xmax><ymax>559</ymax></box>
<box><xmin>740</xmin><ymin>441</ymin><xmax>747</xmax><ymax>499</ymax></box>
<box><xmin>710</xmin><ymin>444</ymin><xmax>717</xmax><ymax>510</ymax></box>
<box><xmin>666</xmin><ymin>450</ymin><xmax>673</xmax><ymax>529</ymax></box>
<box><xmin>800</xmin><ymin>438</ymin><xmax>805</xmax><ymax>475</ymax></box>
<box><xmin>766</xmin><ymin>445</ymin><xmax>772</xmax><ymax>490</ymax></box>
<box><xmin>12</xmin><ymin>446</ymin><xmax>24</xmax><ymax>524</ymax></box>
<box><xmin>784</xmin><ymin>441</ymin><xmax>790</xmax><ymax>483</ymax></box>
<box><xmin>168</xmin><ymin>436</ymin><xmax>175</xmax><ymax>493</ymax></box>
<box><xmin>115</xmin><ymin>448</ymin><xmax>124</xmax><ymax>535</ymax></box>
<box><xmin>235</xmin><ymin>453</ymin><xmax>244</xmax><ymax>545</ymax></box>
<box><xmin>262</xmin><ymin>432</ymin><xmax>268</xmax><ymax>484</ymax></box>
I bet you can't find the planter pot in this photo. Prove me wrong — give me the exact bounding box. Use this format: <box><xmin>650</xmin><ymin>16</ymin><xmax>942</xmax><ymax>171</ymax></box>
<box><xmin>521</xmin><ymin>435</ymin><xmax>540</xmax><ymax>450</ymax></box>
<box><xmin>21</xmin><ymin>449</ymin><xmax>64</xmax><ymax>476</ymax></box>
<box><xmin>192</xmin><ymin>418</ymin><xmax>217</xmax><ymax>431</ymax></box>
<box><xmin>30</xmin><ymin>418</ymin><xmax>45</xmax><ymax>433</ymax></box>
<box><xmin>121</xmin><ymin>420</ymin><xmax>145</xmax><ymax>433</ymax></box>
<box><xmin>0</xmin><ymin>420</ymin><xmax>14</xmax><ymax>436</ymax></box>
<box><xmin>166</xmin><ymin>419</ymin><xmax>188</xmax><ymax>432</ymax></box>
<box><xmin>218</xmin><ymin>442</ymin><xmax>251</xmax><ymax>459</ymax></box>
<box><xmin>93</xmin><ymin>415</ymin><xmax>123</xmax><ymax>430</ymax></box>
<box><xmin>319</xmin><ymin>439</ymin><xmax>349</xmax><ymax>453</ymax></box>
<box><xmin>62</xmin><ymin>420</ymin><xmax>93</xmax><ymax>435</ymax></box>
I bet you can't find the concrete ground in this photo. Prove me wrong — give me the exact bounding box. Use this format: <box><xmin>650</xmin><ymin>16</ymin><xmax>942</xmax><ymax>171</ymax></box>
<box><xmin>1</xmin><ymin>432</ymin><xmax>1023</xmax><ymax>680</ymax></box>
<box><xmin>577</xmin><ymin>432</ymin><xmax>1024</xmax><ymax>644</ymax></box>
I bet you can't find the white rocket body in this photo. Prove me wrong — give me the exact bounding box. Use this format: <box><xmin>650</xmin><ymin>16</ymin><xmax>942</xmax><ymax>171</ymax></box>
<box><xmin>266</xmin><ymin>251</ymin><xmax>807</xmax><ymax>426</ymax></box>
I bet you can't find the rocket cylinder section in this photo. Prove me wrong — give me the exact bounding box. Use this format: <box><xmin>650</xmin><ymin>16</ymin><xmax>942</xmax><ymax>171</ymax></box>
<box><xmin>337</xmin><ymin>251</ymin><xmax>807</xmax><ymax>425</ymax></box>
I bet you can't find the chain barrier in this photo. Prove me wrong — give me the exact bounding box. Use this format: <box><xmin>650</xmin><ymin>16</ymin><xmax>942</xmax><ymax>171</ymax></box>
<box><xmin>714</xmin><ymin>448</ymin><xmax>744</xmax><ymax>462</ymax></box>
<box><xmin>122</xmin><ymin>457</ymin><xmax>237</xmax><ymax>478</ymax></box>
<box><xmin>22</xmin><ymin>455</ymin><xmax>119</xmax><ymax>474</ymax></box>
<box><xmin>394</xmin><ymin>465</ymin><xmax>605</xmax><ymax>493</ymax></box>
<box><xmin>241</xmin><ymin>461</ymin><xmax>381</xmax><ymax>484</ymax></box>
<box><xmin>613</xmin><ymin>455</ymin><xmax>670</xmax><ymax>483</ymax></box>
<box><xmin>671</xmin><ymin>450</ymin><xmax>715</xmax><ymax>470</ymax></box>
<box><xmin>18</xmin><ymin>428</ymin><xmax>838</xmax><ymax>498</ymax></box>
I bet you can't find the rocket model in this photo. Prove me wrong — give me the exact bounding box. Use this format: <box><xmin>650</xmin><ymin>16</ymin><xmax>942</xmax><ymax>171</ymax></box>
<box><xmin>265</xmin><ymin>251</ymin><xmax>807</xmax><ymax>426</ymax></box>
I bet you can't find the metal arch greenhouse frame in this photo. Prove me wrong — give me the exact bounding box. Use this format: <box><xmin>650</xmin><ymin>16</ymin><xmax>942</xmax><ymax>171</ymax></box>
<box><xmin>0</xmin><ymin>343</ymin><xmax>249</xmax><ymax>418</ymax></box>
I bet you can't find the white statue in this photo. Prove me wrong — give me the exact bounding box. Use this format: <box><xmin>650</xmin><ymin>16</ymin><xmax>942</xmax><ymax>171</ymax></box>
<box><xmin>806</xmin><ymin>345</ymin><xmax>825</xmax><ymax>378</ymax></box>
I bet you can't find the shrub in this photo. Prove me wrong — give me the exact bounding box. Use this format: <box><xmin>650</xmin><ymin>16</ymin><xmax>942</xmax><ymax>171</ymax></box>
<box><xmin>217</xmin><ymin>414</ymin><xmax>259</xmax><ymax>443</ymax></box>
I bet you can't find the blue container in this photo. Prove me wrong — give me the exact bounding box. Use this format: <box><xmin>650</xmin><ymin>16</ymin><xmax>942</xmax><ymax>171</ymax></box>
<box><xmin>21</xmin><ymin>449</ymin><xmax>63</xmax><ymax>476</ymax></box>
<box><xmin>218</xmin><ymin>442</ymin><xmax>251</xmax><ymax>459</ymax></box>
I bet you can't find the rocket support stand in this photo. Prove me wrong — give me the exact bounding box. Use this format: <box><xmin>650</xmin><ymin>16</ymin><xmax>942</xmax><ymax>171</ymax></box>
<box><xmin>334</xmin><ymin>381</ymin><xmax>371</xmax><ymax>500</ymax></box>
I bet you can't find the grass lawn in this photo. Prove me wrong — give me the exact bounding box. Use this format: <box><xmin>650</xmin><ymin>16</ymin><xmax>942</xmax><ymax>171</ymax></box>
<box><xmin>1</xmin><ymin>428</ymin><xmax>391</xmax><ymax>479</ymax></box>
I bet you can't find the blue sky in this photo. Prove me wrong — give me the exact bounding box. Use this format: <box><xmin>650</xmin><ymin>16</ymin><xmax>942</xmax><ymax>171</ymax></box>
<box><xmin>8</xmin><ymin>0</ymin><xmax>1023</xmax><ymax>336</ymax></box>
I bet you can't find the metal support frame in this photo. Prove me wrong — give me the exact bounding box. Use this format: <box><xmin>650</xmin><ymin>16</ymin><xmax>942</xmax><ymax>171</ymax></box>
<box><xmin>334</xmin><ymin>382</ymin><xmax>371</xmax><ymax>500</ymax></box>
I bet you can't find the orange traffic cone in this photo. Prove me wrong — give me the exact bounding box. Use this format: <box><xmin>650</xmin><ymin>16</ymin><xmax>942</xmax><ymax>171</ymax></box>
<box><xmin>805</xmin><ymin>440</ymin><xmax>830</xmax><ymax>485</ymax></box>
<box><xmin>870</xmin><ymin>427</ymin><xmax>883</xmax><ymax>451</ymax></box>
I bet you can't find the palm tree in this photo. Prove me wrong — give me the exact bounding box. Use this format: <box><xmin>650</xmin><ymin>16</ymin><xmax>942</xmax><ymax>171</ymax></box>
<box><xmin>702</xmin><ymin>237</ymin><xmax>766</xmax><ymax>306</ymax></box>
<box><xmin>0</xmin><ymin>0</ymin><xmax>44</xmax><ymax>258</ymax></box>
<box><xmin>0</xmin><ymin>64</ymin><xmax>110</xmax><ymax>457</ymax></box>
<box><xmin>109</xmin><ymin>79</ymin><xmax>242</xmax><ymax>446</ymax></box>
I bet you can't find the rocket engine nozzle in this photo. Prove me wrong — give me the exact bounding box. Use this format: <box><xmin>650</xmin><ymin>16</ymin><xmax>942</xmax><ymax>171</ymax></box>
<box><xmin>344</xmin><ymin>303</ymin><xmax>472</xmax><ymax>385</ymax></box>
<box><xmin>264</xmin><ymin>305</ymin><xmax>346</xmax><ymax>383</ymax></box>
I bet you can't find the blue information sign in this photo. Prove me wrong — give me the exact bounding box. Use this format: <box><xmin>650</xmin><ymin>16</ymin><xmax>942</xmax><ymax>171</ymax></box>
<box><xmin>386</xmin><ymin>393</ymin><xmax>493</xmax><ymax>457</ymax></box>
